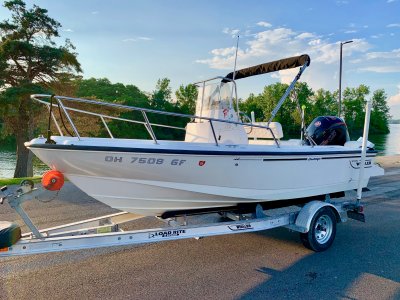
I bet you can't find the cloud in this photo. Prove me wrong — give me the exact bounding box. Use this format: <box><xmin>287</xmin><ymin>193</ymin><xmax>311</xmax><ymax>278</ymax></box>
<box><xmin>295</xmin><ymin>32</ymin><xmax>315</xmax><ymax>40</ymax></box>
<box><xmin>387</xmin><ymin>23</ymin><xmax>400</xmax><ymax>28</ymax></box>
<box><xmin>196</xmin><ymin>25</ymin><xmax>376</xmax><ymax>91</ymax></box>
<box><xmin>388</xmin><ymin>85</ymin><xmax>400</xmax><ymax>107</ymax></box>
<box><xmin>257</xmin><ymin>21</ymin><xmax>272</xmax><ymax>28</ymax></box>
<box><xmin>222</xmin><ymin>27</ymin><xmax>240</xmax><ymax>37</ymax></box>
<box><xmin>308</xmin><ymin>39</ymin><xmax>321</xmax><ymax>46</ymax></box>
<box><xmin>211</xmin><ymin>47</ymin><xmax>236</xmax><ymax>56</ymax></box>
<box><xmin>387</xmin><ymin>0</ymin><xmax>397</xmax><ymax>3</ymax></box>
<box><xmin>91</xmin><ymin>11</ymin><xmax>99</xmax><ymax>15</ymax></box>
<box><xmin>359</xmin><ymin>66</ymin><xmax>400</xmax><ymax>73</ymax></box>
<box><xmin>354</xmin><ymin>48</ymin><xmax>400</xmax><ymax>74</ymax></box>
<box><xmin>122</xmin><ymin>36</ymin><xmax>153</xmax><ymax>42</ymax></box>
<box><xmin>62</xmin><ymin>28</ymin><xmax>74</xmax><ymax>33</ymax></box>
<box><xmin>344</xmin><ymin>30</ymin><xmax>357</xmax><ymax>34</ymax></box>
<box><xmin>389</xmin><ymin>93</ymin><xmax>400</xmax><ymax>105</ymax></box>
<box><xmin>365</xmin><ymin>48</ymin><xmax>400</xmax><ymax>60</ymax></box>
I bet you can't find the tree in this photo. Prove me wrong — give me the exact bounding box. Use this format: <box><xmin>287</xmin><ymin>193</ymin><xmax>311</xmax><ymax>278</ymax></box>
<box><xmin>342</xmin><ymin>85</ymin><xmax>370</xmax><ymax>134</ymax></box>
<box><xmin>239</xmin><ymin>82</ymin><xmax>314</xmax><ymax>136</ymax></box>
<box><xmin>175</xmin><ymin>83</ymin><xmax>198</xmax><ymax>115</ymax></box>
<box><xmin>258</xmin><ymin>82</ymin><xmax>305</xmax><ymax>136</ymax></box>
<box><xmin>309</xmin><ymin>89</ymin><xmax>338</xmax><ymax>120</ymax></box>
<box><xmin>370</xmin><ymin>89</ymin><xmax>390</xmax><ymax>134</ymax></box>
<box><xmin>75</xmin><ymin>77</ymin><xmax>151</xmax><ymax>139</ymax></box>
<box><xmin>291</xmin><ymin>82</ymin><xmax>314</xmax><ymax>126</ymax></box>
<box><xmin>0</xmin><ymin>0</ymin><xmax>81</xmax><ymax>177</ymax></box>
<box><xmin>239</xmin><ymin>93</ymin><xmax>264</xmax><ymax>121</ymax></box>
<box><xmin>149</xmin><ymin>78</ymin><xmax>186</xmax><ymax>140</ymax></box>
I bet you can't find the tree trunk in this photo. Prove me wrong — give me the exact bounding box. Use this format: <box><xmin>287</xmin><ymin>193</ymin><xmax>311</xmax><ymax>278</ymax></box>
<box><xmin>13</xmin><ymin>100</ymin><xmax>34</xmax><ymax>178</ymax></box>
<box><xmin>14</xmin><ymin>130</ymin><xmax>32</xmax><ymax>178</ymax></box>
<box><xmin>14</xmin><ymin>118</ymin><xmax>33</xmax><ymax>178</ymax></box>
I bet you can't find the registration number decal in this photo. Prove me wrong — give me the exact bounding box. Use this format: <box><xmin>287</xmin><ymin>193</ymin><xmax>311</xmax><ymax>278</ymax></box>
<box><xmin>104</xmin><ymin>156</ymin><xmax>186</xmax><ymax>166</ymax></box>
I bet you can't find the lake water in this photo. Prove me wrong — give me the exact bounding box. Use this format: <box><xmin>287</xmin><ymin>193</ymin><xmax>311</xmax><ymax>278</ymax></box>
<box><xmin>0</xmin><ymin>124</ymin><xmax>399</xmax><ymax>178</ymax></box>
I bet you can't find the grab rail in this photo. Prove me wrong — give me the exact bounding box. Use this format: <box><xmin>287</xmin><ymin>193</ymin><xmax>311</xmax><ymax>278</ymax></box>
<box><xmin>31</xmin><ymin>94</ymin><xmax>281</xmax><ymax>147</ymax></box>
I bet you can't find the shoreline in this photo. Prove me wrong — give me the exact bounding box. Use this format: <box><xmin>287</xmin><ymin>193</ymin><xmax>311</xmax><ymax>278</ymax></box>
<box><xmin>375</xmin><ymin>154</ymin><xmax>400</xmax><ymax>170</ymax></box>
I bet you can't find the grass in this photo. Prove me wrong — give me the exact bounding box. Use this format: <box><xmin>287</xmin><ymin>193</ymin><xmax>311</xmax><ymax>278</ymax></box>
<box><xmin>0</xmin><ymin>176</ymin><xmax>42</xmax><ymax>186</ymax></box>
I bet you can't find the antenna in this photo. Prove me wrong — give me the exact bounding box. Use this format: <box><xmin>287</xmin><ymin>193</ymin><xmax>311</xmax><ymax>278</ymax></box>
<box><xmin>232</xmin><ymin>35</ymin><xmax>239</xmax><ymax>81</ymax></box>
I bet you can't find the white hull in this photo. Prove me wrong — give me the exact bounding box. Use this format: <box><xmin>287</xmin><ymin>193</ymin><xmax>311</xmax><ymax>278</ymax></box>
<box><xmin>27</xmin><ymin>136</ymin><xmax>383</xmax><ymax>216</ymax></box>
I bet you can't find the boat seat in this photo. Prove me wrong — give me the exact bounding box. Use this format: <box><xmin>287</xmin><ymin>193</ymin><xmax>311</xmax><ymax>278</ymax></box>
<box><xmin>245</xmin><ymin>122</ymin><xmax>283</xmax><ymax>139</ymax></box>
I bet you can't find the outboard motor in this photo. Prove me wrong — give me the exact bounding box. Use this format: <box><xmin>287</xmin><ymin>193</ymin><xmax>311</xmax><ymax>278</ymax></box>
<box><xmin>305</xmin><ymin>116</ymin><xmax>350</xmax><ymax>146</ymax></box>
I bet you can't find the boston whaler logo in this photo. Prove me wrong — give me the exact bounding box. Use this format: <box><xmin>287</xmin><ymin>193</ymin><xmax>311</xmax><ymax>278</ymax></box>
<box><xmin>228</xmin><ymin>223</ymin><xmax>253</xmax><ymax>231</ymax></box>
<box><xmin>350</xmin><ymin>159</ymin><xmax>372</xmax><ymax>169</ymax></box>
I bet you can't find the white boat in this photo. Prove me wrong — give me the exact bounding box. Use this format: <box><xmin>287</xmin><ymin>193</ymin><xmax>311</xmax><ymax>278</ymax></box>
<box><xmin>26</xmin><ymin>54</ymin><xmax>383</xmax><ymax>217</ymax></box>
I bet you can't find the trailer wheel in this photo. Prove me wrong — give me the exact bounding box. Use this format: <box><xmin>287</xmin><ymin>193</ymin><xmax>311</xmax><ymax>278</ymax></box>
<box><xmin>300</xmin><ymin>207</ymin><xmax>337</xmax><ymax>252</ymax></box>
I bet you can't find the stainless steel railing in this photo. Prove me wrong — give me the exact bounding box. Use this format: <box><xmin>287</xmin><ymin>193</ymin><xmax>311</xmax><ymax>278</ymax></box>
<box><xmin>31</xmin><ymin>94</ymin><xmax>281</xmax><ymax>147</ymax></box>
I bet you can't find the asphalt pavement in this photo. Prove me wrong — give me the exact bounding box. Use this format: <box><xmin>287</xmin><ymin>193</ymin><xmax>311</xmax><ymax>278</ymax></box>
<box><xmin>0</xmin><ymin>156</ymin><xmax>399</xmax><ymax>300</ymax></box>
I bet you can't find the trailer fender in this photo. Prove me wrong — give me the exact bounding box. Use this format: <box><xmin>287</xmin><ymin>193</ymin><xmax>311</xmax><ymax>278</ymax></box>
<box><xmin>289</xmin><ymin>201</ymin><xmax>346</xmax><ymax>233</ymax></box>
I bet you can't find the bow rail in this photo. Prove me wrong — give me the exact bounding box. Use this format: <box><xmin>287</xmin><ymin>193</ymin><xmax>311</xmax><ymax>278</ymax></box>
<box><xmin>31</xmin><ymin>94</ymin><xmax>281</xmax><ymax>147</ymax></box>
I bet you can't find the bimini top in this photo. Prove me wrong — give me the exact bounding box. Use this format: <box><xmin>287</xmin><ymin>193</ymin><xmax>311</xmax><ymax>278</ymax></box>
<box><xmin>222</xmin><ymin>54</ymin><xmax>310</xmax><ymax>82</ymax></box>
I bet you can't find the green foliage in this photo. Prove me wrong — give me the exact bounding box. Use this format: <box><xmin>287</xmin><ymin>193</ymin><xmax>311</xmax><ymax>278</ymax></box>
<box><xmin>151</xmin><ymin>78</ymin><xmax>172</xmax><ymax>109</ymax></box>
<box><xmin>239</xmin><ymin>82</ymin><xmax>390</xmax><ymax>137</ymax></box>
<box><xmin>370</xmin><ymin>89</ymin><xmax>390</xmax><ymax>134</ymax></box>
<box><xmin>148</xmin><ymin>78</ymin><xmax>188</xmax><ymax>140</ymax></box>
<box><xmin>0</xmin><ymin>0</ymin><xmax>81</xmax><ymax>177</ymax></box>
<box><xmin>310</xmin><ymin>89</ymin><xmax>338</xmax><ymax>118</ymax></box>
<box><xmin>0</xmin><ymin>176</ymin><xmax>42</xmax><ymax>185</ymax></box>
<box><xmin>74</xmin><ymin>77</ymin><xmax>150</xmax><ymax>139</ymax></box>
<box><xmin>72</xmin><ymin>77</ymin><xmax>190</xmax><ymax>141</ymax></box>
<box><xmin>175</xmin><ymin>83</ymin><xmax>198</xmax><ymax>115</ymax></box>
<box><xmin>240</xmin><ymin>82</ymin><xmax>313</xmax><ymax>136</ymax></box>
<box><xmin>239</xmin><ymin>93</ymin><xmax>263</xmax><ymax>121</ymax></box>
<box><xmin>342</xmin><ymin>85</ymin><xmax>370</xmax><ymax>133</ymax></box>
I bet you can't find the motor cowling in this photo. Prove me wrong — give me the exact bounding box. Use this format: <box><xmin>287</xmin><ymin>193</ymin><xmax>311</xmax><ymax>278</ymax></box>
<box><xmin>306</xmin><ymin>116</ymin><xmax>350</xmax><ymax>146</ymax></box>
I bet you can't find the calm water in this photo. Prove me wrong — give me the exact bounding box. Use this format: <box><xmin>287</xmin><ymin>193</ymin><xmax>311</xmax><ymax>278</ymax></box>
<box><xmin>0</xmin><ymin>124</ymin><xmax>399</xmax><ymax>178</ymax></box>
<box><xmin>0</xmin><ymin>147</ymin><xmax>49</xmax><ymax>178</ymax></box>
<box><xmin>368</xmin><ymin>124</ymin><xmax>400</xmax><ymax>156</ymax></box>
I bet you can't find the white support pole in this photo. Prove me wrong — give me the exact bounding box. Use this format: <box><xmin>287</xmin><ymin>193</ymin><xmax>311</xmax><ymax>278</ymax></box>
<box><xmin>250</xmin><ymin>111</ymin><xmax>257</xmax><ymax>141</ymax></box>
<box><xmin>356</xmin><ymin>101</ymin><xmax>372</xmax><ymax>201</ymax></box>
<box><xmin>250</xmin><ymin>111</ymin><xmax>255</xmax><ymax>123</ymax></box>
<box><xmin>300</xmin><ymin>105</ymin><xmax>305</xmax><ymax>141</ymax></box>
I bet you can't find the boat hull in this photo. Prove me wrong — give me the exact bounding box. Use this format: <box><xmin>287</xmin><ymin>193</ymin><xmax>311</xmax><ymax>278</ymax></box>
<box><xmin>26</xmin><ymin>137</ymin><xmax>384</xmax><ymax>216</ymax></box>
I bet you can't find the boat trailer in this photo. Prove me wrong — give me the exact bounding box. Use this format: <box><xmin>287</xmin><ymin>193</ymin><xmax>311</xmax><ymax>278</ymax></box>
<box><xmin>0</xmin><ymin>181</ymin><xmax>365</xmax><ymax>256</ymax></box>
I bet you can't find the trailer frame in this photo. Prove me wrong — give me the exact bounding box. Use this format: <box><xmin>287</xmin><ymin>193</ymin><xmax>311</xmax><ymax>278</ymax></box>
<box><xmin>0</xmin><ymin>184</ymin><xmax>364</xmax><ymax>256</ymax></box>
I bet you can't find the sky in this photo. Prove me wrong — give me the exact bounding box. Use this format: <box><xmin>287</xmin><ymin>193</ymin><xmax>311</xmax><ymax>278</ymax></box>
<box><xmin>1</xmin><ymin>0</ymin><xmax>400</xmax><ymax>118</ymax></box>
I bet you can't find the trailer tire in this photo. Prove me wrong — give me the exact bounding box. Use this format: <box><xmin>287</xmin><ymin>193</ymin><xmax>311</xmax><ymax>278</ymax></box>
<box><xmin>300</xmin><ymin>207</ymin><xmax>337</xmax><ymax>252</ymax></box>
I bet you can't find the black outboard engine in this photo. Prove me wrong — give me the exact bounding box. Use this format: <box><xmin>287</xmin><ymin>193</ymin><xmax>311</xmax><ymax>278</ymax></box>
<box><xmin>305</xmin><ymin>116</ymin><xmax>350</xmax><ymax>146</ymax></box>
